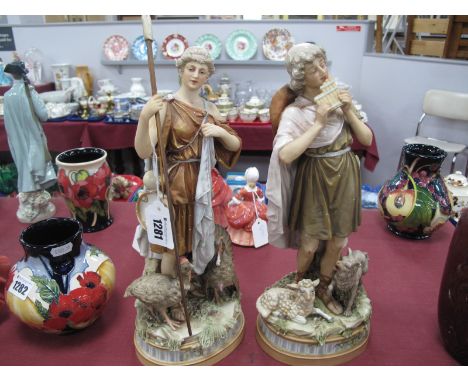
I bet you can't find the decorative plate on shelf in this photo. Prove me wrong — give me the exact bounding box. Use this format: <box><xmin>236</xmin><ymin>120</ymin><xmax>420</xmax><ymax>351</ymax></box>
<box><xmin>131</xmin><ymin>35</ymin><xmax>158</xmax><ymax>61</ymax></box>
<box><xmin>195</xmin><ymin>34</ymin><xmax>222</xmax><ymax>59</ymax></box>
<box><xmin>161</xmin><ymin>34</ymin><xmax>189</xmax><ymax>59</ymax></box>
<box><xmin>262</xmin><ymin>28</ymin><xmax>294</xmax><ymax>61</ymax></box>
<box><xmin>103</xmin><ymin>35</ymin><xmax>129</xmax><ymax>61</ymax></box>
<box><xmin>225</xmin><ymin>30</ymin><xmax>258</xmax><ymax>61</ymax></box>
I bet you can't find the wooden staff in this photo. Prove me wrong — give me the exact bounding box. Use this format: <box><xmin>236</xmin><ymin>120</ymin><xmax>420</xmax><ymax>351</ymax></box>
<box><xmin>141</xmin><ymin>15</ymin><xmax>192</xmax><ymax>336</ymax></box>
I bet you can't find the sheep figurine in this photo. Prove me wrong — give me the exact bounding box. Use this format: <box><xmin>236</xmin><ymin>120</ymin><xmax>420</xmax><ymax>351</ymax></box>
<box><xmin>332</xmin><ymin>248</ymin><xmax>369</xmax><ymax>317</ymax></box>
<box><xmin>124</xmin><ymin>260</ymin><xmax>193</xmax><ymax>330</ymax></box>
<box><xmin>256</xmin><ymin>278</ymin><xmax>333</xmax><ymax>325</ymax></box>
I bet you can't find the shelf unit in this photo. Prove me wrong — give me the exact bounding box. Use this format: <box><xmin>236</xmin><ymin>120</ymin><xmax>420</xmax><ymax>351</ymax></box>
<box><xmin>101</xmin><ymin>59</ymin><xmax>287</xmax><ymax>73</ymax></box>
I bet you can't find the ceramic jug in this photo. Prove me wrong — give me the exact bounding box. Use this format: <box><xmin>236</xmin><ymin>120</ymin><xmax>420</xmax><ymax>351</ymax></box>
<box><xmin>129</xmin><ymin>77</ymin><xmax>146</xmax><ymax>97</ymax></box>
<box><xmin>5</xmin><ymin>217</ymin><xmax>115</xmax><ymax>334</ymax></box>
<box><xmin>56</xmin><ymin>147</ymin><xmax>113</xmax><ymax>232</ymax></box>
<box><xmin>378</xmin><ymin>144</ymin><xmax>452</xmax><ymax>239</ymax></box>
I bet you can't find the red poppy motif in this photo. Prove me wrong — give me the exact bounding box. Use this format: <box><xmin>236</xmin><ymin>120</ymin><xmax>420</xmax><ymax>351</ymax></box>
<box><xmin>42</xmin><ymin>271</ymin><xmax>109</xmax><ymax>332</ymax></box>
<box><xmin>58</xmin><ymin>164</ymin><xmax>111</xmax><ymax>209</ymax></box>
<box><xmin>67</xmin><ymin>289</ymin><xmax>96</xmax><ymax>324</ymax></box>
<box><xmin>77</xmin><ymin>272</ymin><xmax>101</xmax><ymax>289</ymax></box>
<box><xmin>88</xmin><ymin>286</ymin><xmax>108</xmax><ymax>311</ymax></box>
<box><xmin>48</xmin><ymin>293</ymin><xmax>75</xmax><ymax>319</ymax></box>
<box><xmin>43</xmin><ymin>316</ymin><xmax>68</xmax><ymax>331</ymax></box>
<box><xmin>71</xmin><ymin>181</ymin><xmax>98</xmax><ymax>209</ymax></box>
<box><xmin>44</xmin><ymin>293</ymin><xmax>77</xmax><ymax>331</ymax></box>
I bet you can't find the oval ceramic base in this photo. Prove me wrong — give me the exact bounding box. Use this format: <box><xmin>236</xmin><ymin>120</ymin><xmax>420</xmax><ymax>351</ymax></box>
<box><xmin>134</xmin><ymin>312</ymin><xmax>245</xmax><ymax>365</ymax></box>
<box><xmin>387</xmin><ymin>223</ymin><xmax>429</xmax><ymax>240</ymax></box>
<box><xmin>256</xmin><ymin>316</ymin><xmax>369</xmax><ymax>365</ymax></box>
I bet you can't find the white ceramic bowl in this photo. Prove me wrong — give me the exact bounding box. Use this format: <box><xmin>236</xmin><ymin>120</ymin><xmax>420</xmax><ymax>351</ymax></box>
<box><xmin>258</xmin><ymin>108</ymin><xmax>270</xmax><ymax>122</ymax></box>
<box><xmin>240</xmin><ymin>110</ymin><xmax>257</xmax><ymax>123</ymax></box>
<box><xmin>259</xmin><ymin>114</ymin><xmax>270</xmax><ymax>123</ymax></box>
<box><xmin>228</xmin><ymin>110</ymin><xmax>238</xmax><ymax>122</ymax></box>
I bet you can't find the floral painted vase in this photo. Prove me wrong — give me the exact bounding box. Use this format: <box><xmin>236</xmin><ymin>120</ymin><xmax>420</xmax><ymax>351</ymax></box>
<box><xmin>378</xmin><ymin>144</ymin><xmax>452</xmax><ymax>239</ymax></box>
<box><xmin>56</xmin><ymin>147</ymin><xmax>113</xmax><ymax>233</ymax></box>
<box><xmin>5</xmin><ymin>218</ymin><xmax>115</xmax><ymax>334</ymax></box>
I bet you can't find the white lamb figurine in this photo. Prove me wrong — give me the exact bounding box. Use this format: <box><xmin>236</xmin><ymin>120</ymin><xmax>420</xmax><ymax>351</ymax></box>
<box><xmin>256</xmin><ymin>278</ymin><xmax>333</xmax><ymax>324</ymax></box>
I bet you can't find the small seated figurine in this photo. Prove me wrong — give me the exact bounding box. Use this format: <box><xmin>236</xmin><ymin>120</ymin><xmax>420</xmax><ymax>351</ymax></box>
<box><xmin>3</xmin><ymin>61</ymin><xmax>56</xmax><ymax>223</ymax></box>
<box><xmin>226</xmin><ymin>167</ymin><xmax>268</xmax><ymax>246</ymax></box>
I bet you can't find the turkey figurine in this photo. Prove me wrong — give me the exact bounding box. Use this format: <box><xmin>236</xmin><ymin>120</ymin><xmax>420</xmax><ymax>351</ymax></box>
<box><xmin>124</xmin><ymin>259</ymin><xmax>193</xmax><ymax>330</ymax></box>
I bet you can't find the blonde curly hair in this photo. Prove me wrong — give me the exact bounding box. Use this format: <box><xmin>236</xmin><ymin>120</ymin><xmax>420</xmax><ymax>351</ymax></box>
<box><xmin>175</xmin><ymin>46</ymin><xmax>215</xmax><ymax>77</ymax></box>
<box><xmin>286</xmin><ymin>43</ymin><xmax>327</xmax><ymax>93</ymax></box>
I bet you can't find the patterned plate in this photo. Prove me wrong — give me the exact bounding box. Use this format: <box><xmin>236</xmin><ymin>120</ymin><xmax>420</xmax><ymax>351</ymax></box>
<box><xmin>103</xmin><ymin>35</ymin><xmax>129</xmax><ymax>61</ymax></box>
<box><xmin>161</xmin><ymin>34</ymin><xmax>189</xmax><ymax>59</ymax></box>
<box><xmin>195</xmin><ymin>33</ymin><xmax>222</xmax><ymax>59</ymax></box>
<box><xmin>131</xmin><ymin>35</ymin><xmax>158</xmax><ymax>61</ymax></box>
<box><xmin>262</xmin><ymin>28</ymin><xmax>294</xmax><ymax>61</ymax></box>
<box><xmin>225</xmin><ymin>30</ymin><xmax>258</xmax><ymax>61</ymax></box>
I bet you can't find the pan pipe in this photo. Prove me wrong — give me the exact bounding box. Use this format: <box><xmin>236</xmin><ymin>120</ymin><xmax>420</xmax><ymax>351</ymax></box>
<box><xmin>314</xmin><ymin>79</ymin><xmax>363</xmax><ymax>120</ymax></box>
<box><xmin>314</xmin><ymin>80</ymin><xmax>343</xmax><ymax>111</ymax></box>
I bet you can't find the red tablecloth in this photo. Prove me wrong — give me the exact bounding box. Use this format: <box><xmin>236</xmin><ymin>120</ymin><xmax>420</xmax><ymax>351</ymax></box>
<box><xmin>0</xmin><ymin>119</ymin><xmax>380</xmax><ymax>170</ymax></box>
<box><xmin>0</xmin><ymin>120</ymin><xmax>135</xmax><ymax>152</ymax></box>
<box><xmin>0</xmin><ymin>197</ymin><xmax>458</xmax><ymax>365</ymax></box>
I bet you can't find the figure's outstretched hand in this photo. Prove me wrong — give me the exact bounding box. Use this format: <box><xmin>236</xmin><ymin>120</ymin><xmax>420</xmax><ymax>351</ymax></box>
<box><xmin>315</xmin><ymin>103</ymin><xmax>334</xmax><ymax>127</ymax></box>
<box><xmin>141</xmin><ymin>94</ymin><xmax>164</xmax><ymax>120</ymax></box>
<box><xmin>201</xmin><ymin>123</ymin><xmax>225</xmax><ymax>138</ymax></box>
<box><xmin>338</xmin><ymin>90</ymin><xmax>353</xmax><ymax>113</ymax></box>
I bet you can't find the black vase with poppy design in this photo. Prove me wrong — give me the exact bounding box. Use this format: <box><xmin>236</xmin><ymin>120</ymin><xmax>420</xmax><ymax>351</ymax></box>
<box><xmin>4</xmin><ymin>217</ymin><xmax>115</xmax><ymax>334</ymax></box>
<box><xmin>56</xmin><ymin>147</ymin><xmax>113</xmax><ymax>233</ymax></box>
<box><xmin>378</xmin><ymin>144</ymin><xmax>452</xmax><ymax>239</ymax></box>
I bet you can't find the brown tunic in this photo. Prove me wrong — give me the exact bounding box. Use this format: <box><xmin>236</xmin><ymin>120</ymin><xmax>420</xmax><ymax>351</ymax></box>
<box><xmin>151</xmin><ymin>98</ymin><xmax>241</xmax><ymax>255</ymax></box>
<box><xmin>288</xmin><ymin>124</ymin><xmax>361</xmax><ymax>241</ymax></box>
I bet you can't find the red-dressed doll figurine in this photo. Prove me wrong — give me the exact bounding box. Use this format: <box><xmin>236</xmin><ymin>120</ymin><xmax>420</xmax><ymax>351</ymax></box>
<box><xmin>226</xmin><ymin>167</ymin><xmax>268</xmax><ymax>246</ymax></box>
<box><xmin>211</xmin><ymin>168</ymin><xmax>233</xmax><ymax>228</ymax></box>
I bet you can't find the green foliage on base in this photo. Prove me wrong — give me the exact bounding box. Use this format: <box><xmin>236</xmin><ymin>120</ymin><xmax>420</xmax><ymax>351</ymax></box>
<box><xmin>135</xmin><ymin>294</ymin><xmax>242</xmax><ymax>351</ymax></box>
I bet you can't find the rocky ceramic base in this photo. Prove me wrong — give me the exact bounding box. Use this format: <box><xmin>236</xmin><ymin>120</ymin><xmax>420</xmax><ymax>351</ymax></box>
<box><xmin>5</xmin><ymin>218</ymin><xmax>115</xmax><ymax>333</ymax></box>
<box><xmin>255</xmin><ymin>273</ymin><xmax>372</xmax><ymax>365</ymax></box>
<box><xmin>256</xmin><ymin>316</ymin><xmax>369</xmax><ymax>365</ymax></box>
<box><xmin>16</xmin><ymin>190</ymin><xmax>55</xmax><ymax>224</ymax></box>
<box><xmin>134</xmin><ymin>299</ymin><xmax>245</xmax><ymax>365</ymax></box>
<box><xmin>129</xmin><ymin>224</ymin><xmax>244</xmax><ymax>365</ymax></box>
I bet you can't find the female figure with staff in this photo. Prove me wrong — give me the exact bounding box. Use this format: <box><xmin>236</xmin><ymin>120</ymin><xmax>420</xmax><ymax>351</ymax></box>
<box><xmin>135</xmin><ymin>46</ymin><xmax>241</xmax><ymax>277</ymax></box>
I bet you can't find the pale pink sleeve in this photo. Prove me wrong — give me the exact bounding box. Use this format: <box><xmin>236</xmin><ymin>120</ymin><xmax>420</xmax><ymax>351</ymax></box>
<box><xmin>265</xmin><ymin>106</ymin><xmax>302</xmax><ymax>249</ymax></box>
